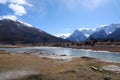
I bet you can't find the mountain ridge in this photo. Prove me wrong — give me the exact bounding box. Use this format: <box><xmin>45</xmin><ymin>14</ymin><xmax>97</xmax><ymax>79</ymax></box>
<box><xmin>0</xmin><ymin>19</ymin><xmax>69</xmax><ymax>44</ymax></box>
<box><xmin>88</xmin><ymin>24</ymin><xmax>120</xmax><ymax>41</ymax></box>
<box><xmin>56</xmin><ymin>24</ymin><xmax>120</xmax><ymax>42</ymax></box>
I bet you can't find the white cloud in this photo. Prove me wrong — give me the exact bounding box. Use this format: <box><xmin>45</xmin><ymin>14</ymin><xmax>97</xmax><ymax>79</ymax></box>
<box><xmin>0</xmin><ymin>15</ymin><xmax>17</xmax><ymax>21</ymax></box>
<box><xmin>9</xmin><ymin>4</ymin><xmax>26</xmax><ymax>16</ymax></box>
<box><xmin>0</xmin><ymin>0</ymin><xmax>32</xmax><ymax>18</ymax></box>
<box><xmin>0</xmin><ymin>0</ymin><xmax>32</xmax><ymax>6</ymax></box>
<box><xmin>9</xmin><ymin>0</ymin><xmax>32</xmax><ymax>6</ymax></box>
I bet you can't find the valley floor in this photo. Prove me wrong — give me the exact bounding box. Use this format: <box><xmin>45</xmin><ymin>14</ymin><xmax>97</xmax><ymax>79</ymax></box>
<box><xmin>0</xmin><ymin>50</ymin><xmax>120</xmax><ymax>80</ymax></box>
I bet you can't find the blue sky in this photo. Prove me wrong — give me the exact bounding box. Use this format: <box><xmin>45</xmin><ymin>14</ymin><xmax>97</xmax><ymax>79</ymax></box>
<box><xmin>0</xmin><ymin>0</ymin><xmax>120</xmax><ymax>35</ymax></box>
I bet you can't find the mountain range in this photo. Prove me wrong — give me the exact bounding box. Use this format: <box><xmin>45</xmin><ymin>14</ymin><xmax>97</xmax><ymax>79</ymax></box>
<box><xmin>88</xmin><ymin>24</ymin><xmax>120</xmax><ymax>41</ymax></box>
<box><xmin>107</xmin><ymin>28</ymin><xmax>120</xmax><ymax>41</ymax></box>
<box><xmin>56</xmin><ymin>24</ymin><xmax>120</xmax><ymax>42</ymax></box>
<box><xmin>1</xmin><ymin>18</ymin><xmax>120</xmax><ymax>44</ymax></box>
<box><xmin>0</xmin><ymin>19</ymin><xmax>68</xmax><ymax>44</ymax></box>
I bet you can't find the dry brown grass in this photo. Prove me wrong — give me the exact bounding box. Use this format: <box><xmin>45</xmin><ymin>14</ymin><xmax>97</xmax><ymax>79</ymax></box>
<box><xmin>0</xmin><ymin>51</ymin><xmax>120</xmax><ymax>80</ymax></box>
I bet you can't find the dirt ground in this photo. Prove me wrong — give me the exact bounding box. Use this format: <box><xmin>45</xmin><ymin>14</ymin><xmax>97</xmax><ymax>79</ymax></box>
<box><xmin>0</xmin><ymin>51</ymin><xmax>120</xmax><ymax>80</ymax></box>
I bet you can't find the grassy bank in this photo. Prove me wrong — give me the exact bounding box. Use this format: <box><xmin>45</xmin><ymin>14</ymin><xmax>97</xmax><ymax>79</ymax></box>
<box><xmin>0</xmin><ymin>51</ymin><xmax>120</xmax><ymax>80</ymax></box>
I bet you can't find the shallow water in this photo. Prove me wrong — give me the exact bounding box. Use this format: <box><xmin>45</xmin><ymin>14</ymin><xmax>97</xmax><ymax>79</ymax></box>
<box><xmin>0</xmin><ymin>47</ymin><xmax>120</xmax><ymax>63</ymax></box>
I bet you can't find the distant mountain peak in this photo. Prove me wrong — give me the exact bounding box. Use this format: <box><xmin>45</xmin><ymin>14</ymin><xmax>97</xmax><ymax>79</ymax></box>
<box><xmin>67</xmin><ymin>30</ymin><xmax>86</xmax><ymax>42</ymax></box>
<box><xmin>55</xmin><ymin>33</ymin><xmax>71</xmax><ymax>39</ymax></box>
<box><xmin>56</xmin><ymin>23</ymin><xmax>120</xmax><ymax>42</ymax></box>
<box><xmin>66</xmin><ymin>28</ymin><xmax>94</xmax><ymax>42</ymax></box>
<box><xmin>55</xmin><ymin>28</ymin><xmax>95</xmax><ymax>42</ymax></box>
<box><xmin>78</xmin><ymin>28</ymin><xmax>94</xmax><ymax>37</ymax></box>
<box><xmin>96</xmin><ymin>23</ymin><xmax>120</xmax><ymax>35</ymax></box>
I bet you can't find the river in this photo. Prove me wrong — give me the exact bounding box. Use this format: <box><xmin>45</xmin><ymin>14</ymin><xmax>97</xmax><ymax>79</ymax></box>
<box><xmin>0</xmin><ymin>47</ymin><xmax>120</xmax><ymax>63</ymax></box>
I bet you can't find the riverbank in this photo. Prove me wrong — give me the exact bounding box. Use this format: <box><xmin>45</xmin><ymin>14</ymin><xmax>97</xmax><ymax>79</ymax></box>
<box><xmin>1</xmin><ymin>44</ymin><xmax>120</xmax><ymax>53</ymax></box>
<box><xmin>0</xmin><ymin>51</ymin><xmax>120</xmax><ymax>80</ymax></box>
<box><xmin>79</xmin><ymin>45</ymin><xmax>120</xmax><ymax>53</ymax></box>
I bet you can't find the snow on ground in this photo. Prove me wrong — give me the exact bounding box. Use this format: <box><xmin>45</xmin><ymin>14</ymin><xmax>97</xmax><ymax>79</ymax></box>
<box><xmin>102</xmin><ymin>65</ymin><xmax>120</xmax><ymax>72</ymax></box>
<box><xmin>0</xmin><ymin>70</ymin><xmax>38</xmax><ymax>80</ymax></box>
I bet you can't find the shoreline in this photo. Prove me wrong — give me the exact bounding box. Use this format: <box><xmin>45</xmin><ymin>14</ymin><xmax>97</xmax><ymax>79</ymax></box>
<box><xmin>0</xmin><ymin>45</ymin><xmax>120</xmax><ymax>53</ymax></box>
<box><xmin>1</xmin><ymin>44</ymin><xmax>120</xmax><ymax>53</ymax></box>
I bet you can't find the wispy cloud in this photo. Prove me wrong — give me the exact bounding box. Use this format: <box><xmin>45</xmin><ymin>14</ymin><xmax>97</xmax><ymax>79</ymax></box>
<box><xmin>29</xmin><ymin>0</ymin><xmax>109</xmax><ymax>18</ymax></box>
<box><xmin>59</xmin><ymin>0</ymin><xmax>109</xmax><ymax>10</ymax></box>
<box><xmin>80</xmin><ymin>0</ymin><xmax>108</xmax><ymax>10</ymax></box>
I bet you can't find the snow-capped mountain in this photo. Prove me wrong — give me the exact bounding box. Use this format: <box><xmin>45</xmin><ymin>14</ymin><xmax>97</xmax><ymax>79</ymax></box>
<box><xmin>0</xmin><ymin>19</ymin><xmax>68</xmax><ymax>44</ymax></box>
<box><xmin>78</xmin><ymin>28</ymin><xmax>94</xmax><ymax>37</ymax></box>
<box><xmin>55</xmin><ymin>24</ymin><xmax>120</xmax><ymax>42</ymax></box>
<box><xmin>88</xmin><ymin>29</ymin><xmax>107</xmax><ymax>40</ymax></box>
<box><xmin>66</xmin><ymin>30</ymin><xmax>87</xmax><ymax>42</ymax></box>
<box><xmin>107</xmin><ymin>28</ymin><xmax>120</xmax><ymax>41</ymax></box>
<box><xmin>66</xmin><ymin>28</ymin><xmax>94</xmax><ymax>42</ymax></box>
<box><xmin>55</xmin><ymin>33</ymin><xmax>71</xmax><ymax>39</ymax></box>
<box><xmin>88</xmin><ymin>24</ymin><xmax>120</xmax><ymax>41</ymax></box>
<box><xmin>65</xmin><ymin>24</ymin><xmax>120</xmax><ymax>42</ymax></box>
<box><xmin>96</xmin><ymin>24</ymin><xmax>120</xmax><ymax>34</ymax></box>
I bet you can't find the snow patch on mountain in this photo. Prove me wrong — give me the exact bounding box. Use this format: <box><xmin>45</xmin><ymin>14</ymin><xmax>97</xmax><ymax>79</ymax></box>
<box><xmin>67</xmin><ymin>30</ymin><xmax>87</xmax><ymax>42</ymax></box>
<box><xmin>0</xmin><ymin>19</ymin><xmax>68</xmax><ymax>43</ymax></box>
<box><xmin>0</xmin><ymin>18</ymin><xmax>33</xmax><ymax>28</ymax></box>
<box><xmin>18</xmin><ymin>20</ymin><xmax>33</xmax><ymax>27</ymax></box>
<box><xmin>78</xmin><ymin>28</ymin><xmax>95</xmax><ymax>37</ymax></box>
<box><xmin>78</xmin><ymin>28</ymin><xmax>90</xmax><ymax>31</ymax></box>
<box><xmin>55</xmin><ymin>33</ymin><xmax>71</xmax><ymax>39</ymax></box>
<box><xmin>96</xmin><ymin>24</ymin><xmax>120</xmax><ymax>34</ymax></box>
<box><xmin>0</xmin><ymin>15</ymin><xmax>17</xmax><ymax>21</ymax></box>
<box><xmin>88</xmin><ymin>29</ymin><xmax>107</xmax><ymax>40</ymax></box>
<box><xmin>56</xmin><ymin>24</ymin><xmax>120</xmax><ymax>42</ymax></box>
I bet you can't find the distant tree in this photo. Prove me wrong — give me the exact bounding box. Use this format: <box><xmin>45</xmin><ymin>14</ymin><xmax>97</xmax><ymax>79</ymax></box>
<box><xmin>71</xmin><ymin>42</ymin><xmax>75</xmax><ymax>46</ymax></box>
<box><xmin>66</xmin><ymin>43</ymin><xmax>69</xmax><ymax>47</ymax></box>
